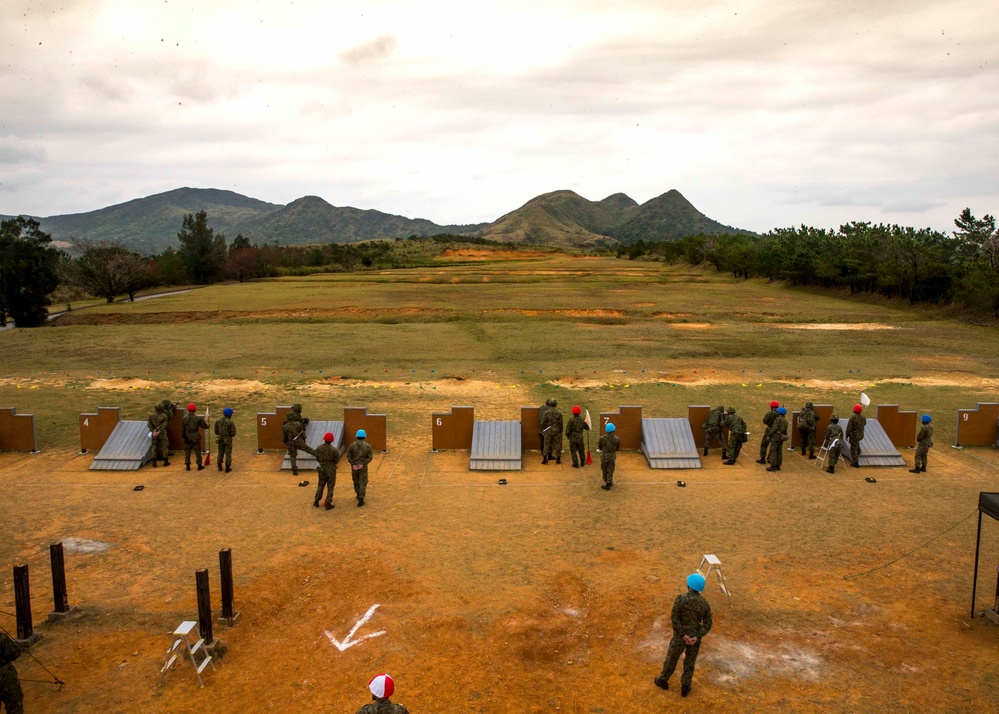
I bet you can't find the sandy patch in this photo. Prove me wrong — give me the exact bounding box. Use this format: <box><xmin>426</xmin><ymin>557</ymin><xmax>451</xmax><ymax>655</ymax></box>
<box><xmin>438</xmin><ymin>249</ymin><xmax>547</xmax><ymax>260</ymax></box>
<box><xmin>670</xmin><ymin>323</ymin><xmax>717</xmax><ymax>329</ymax></box>
<box><xmin>651</xmin><ymin>312</ymin><xmax>692</xmax><ymax>319</ymax></box>
<box><xmin>775</xmin><ymin>323</ymin><xmax>899</xmax><ymax>331</ymax></box>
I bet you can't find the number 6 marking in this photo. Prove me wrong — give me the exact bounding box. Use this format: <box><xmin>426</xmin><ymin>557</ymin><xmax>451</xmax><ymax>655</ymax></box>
<box><xmin>435</xmin><ymin>418</ymin><xmax>442</xmax><ymax>427</ymax></box>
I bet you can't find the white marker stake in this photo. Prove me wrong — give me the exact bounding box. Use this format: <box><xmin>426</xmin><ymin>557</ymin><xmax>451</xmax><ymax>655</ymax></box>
<box><xmin>325</xmin><ymin>604</ymin><xmax>386</xmax><ymax>652</ymax></box>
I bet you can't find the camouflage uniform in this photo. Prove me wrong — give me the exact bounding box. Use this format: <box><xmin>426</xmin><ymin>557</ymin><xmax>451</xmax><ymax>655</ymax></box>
<box><xmin>757</xmin><ymin>407</ymin><xmax>778</xmax><ymax>463</ymax></box>
<box><xmin>798</xmin><ymin>402</ymin><xmax>818</xmax><ymax>458</ymax></box>
<box><xmin>538</xmin><ymin>399</ymin><xmax>554</xmax><ymax>451</ymax></box>
<box><xmin>541</xmin><ymin>405</ymin><xmax>564</xmax><ymax>464</ymax></box>
<box><xmin>213</xmin><ymin>415</ymin><xmax>237</xmax><ymax>471</ymax></box>
<box><xmin>658</xmin><ymin>589</ymin><xmax>713</xmax><ymax>692</ymax></box>
<box><xmin>913</xmin><ymin>424</ymin><xmax>934</xmax><ymax>472</ymax></box>
<box><xmin>347</xmin><ymin>439</ymin><xmax>374</xmax><ymax>503</ymax></box>
<box><xmin>564</xmin><ymin>414</ymin><xmax>590</xmax><ymax>467</ymax></box>
<box><xmin>314</xmin><ymin>441</ymin><xmax>340</xmax><ymax>506</ymax></box>
<box><xmin>766</xmin><ymin>413</ymin><xmax>789</xmax><ymax>470</ymax></box>
<box><xmin>182</xmin><ymin>410</ymin><xmax>209</xmax><ymax>469</ymax></box>
<box><xmin>282</xmin><ymin>413</ymin><xmax>315</xmax><ymax>475</ymax></box>
<box><xmin>823</xmin><ymin>419</ymin><xmax>844</xmax><ymax>473</ymax></box>
<box><xmin>147</xmin><ymin>404</ymin><xmax>170</xmax><ymax>465</ymax></box>
<box><xmin>357</xmin><ymin>700</ymin><xmax>410</xmax><ymax>714</ymax></box>
<box><xmin>161</xmin><ymin>399</ymin><xmax>178</xmax><ymax>455</ymax></box>
<box><xmin>702</xmin><ymin>405</ymin><xmax>726</xmax><ymax>457</ymax></box>
<box><xmin>724</xmin><ymin>409</ymin><xmax>747</xmax><ymax>464</ymax></box>
<box><xmin>846</xmin><ymin>412</ymin><xmax>867</xmax><ymax>467</ymax></box>
<box><xmin>0</xmin><ymin>633</ymin><xmax>23</xmax><ymax>714</ymax></box>
<box><xmin>598</xmin><ymin>432</ymin><xmax>620</xmax><ymax>487</ymax></box>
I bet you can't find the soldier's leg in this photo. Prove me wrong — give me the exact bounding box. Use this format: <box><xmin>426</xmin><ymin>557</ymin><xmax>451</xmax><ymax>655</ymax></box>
<box><xmin>850</xmin><ymin>439</ymin><xmax>861</xmax><ymax>466</ymax></box>
<box><xmin>659</xmin><ymin>635</ymin><xmax>686</xmax><ymax>681</ymax></box>
<box><xmin>289</xmin><ymin>444</ymin><xmax>298</xmax><ymax>473</ymax></box>
<box><xmin>807</xmin><ymin>430</ymin><xmax>817</xmax><ymax>457</ymax></box>
<box><xmin>185</xmin><ymin>442</ymin><xmax>194</xmax><ymax>469</ymax></box>
<box><xmin>772</xmin><ymin>442</ymin><xmax>784</xmax><ymax>468</ymax></box>
<box><xmin>680</xmin><ymin>640</ymin><xmax>702</xmax><ymax>688</ymax></box>
<box><xmin>224</xmin><ymin>443</ymin><xmax>232</xmax><ymax>470</ymax></box>
<box><xmin>554</xmin><ymin>435</ymin><xmax>562</xmax><ymax>463</ymax></box>
<box><xmin>327</xmin><ymin>471</ymin><xmax>337</xmax><ymax>501</ymax></box>
<box><xmin>703</xmin><ymin>430</ymin><xmax>710</xmax><ymax>456</ymax></box>
<box><xmin>314</xmin><ymin>472</ymin><xmax>327</xmax><ymax>505</ymax></box>
<box><xmin>538</xmin><ymin>432</ymin><xmax>545</xmax><ymax>451</ymax></box>
<box><xmin>759</xmin><ymin>436</ymin><xmax>770</xmax><ymax>462</ymax></box>
<box><xmin>732</xmin><ymin>436</ymin><xmax>742</xmax><ymax>460</ymax></box>
<box><xmin>1</xmin><ymin>670</ymin><xmax>25</xmax><ymax>714</ymax></box>
<box><xmin>827</xmin><ymin>446</ymin><xmax>840</xmax><ymax>473</ymax></box>
<box><xmin>217</xmin><ymin>442</ymin><xmax>224</xmax><ymax>470</ymax></box>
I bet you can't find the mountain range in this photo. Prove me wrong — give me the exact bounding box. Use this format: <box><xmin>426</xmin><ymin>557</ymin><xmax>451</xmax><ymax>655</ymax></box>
<box><xmin>23</xmin><ymin>187</ymin><xmax>751</xmax><ymax>254</ymax></box>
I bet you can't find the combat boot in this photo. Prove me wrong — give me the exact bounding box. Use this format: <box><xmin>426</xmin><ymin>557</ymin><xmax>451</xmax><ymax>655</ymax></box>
<box><xmin>681</xmin><ymin>684</ymin><xmax>691</xmax><ymax>697</ymax></box>
<box><xmin>197</xmin><ymin>465</ymin><xmax>205</xmax><ymax>471</ymax></box>
<box><xmin>702</xmin><ymin>446</ymin><xmax>708</xmax><ymax>456</ymax></box>
<box><xmin>572</xmin><ymin>462</ymin><xmax>578</xmax><ymax>468</ymax></box>
<box><xmin>293</xmin><ymin>467</ymin><xmax>298</xmax><ymax>476</ymax></box>
<box><xmin>851</xmin><ymin>462</ymin><xmax>860</xmax><ymax>468</ymax></box>
<box><xmin>542</xmin><ymin>457</ymin><xmax>548</xmax><ymax>464</ymax></box>
<box><xmin>225</xmin><ymin>466</ymin><xmax>231</xmax><ymax>473</ymax></box>
<box><xmin>325</xmin><ymin>502</ymin><xmax>334</xmax><ymax>510</ymax></box>
<box><xmin>827</xmin><ymin>465</ymin><xmax>835</xmax><ymax>474</ymax></box>
<box><xmin>724</xmin><ymin>459</ymin><xmax>736</xmax><ymax>465</ymax></box>
<box><xmin>162</xmin><ymin>459</ymin><xmax>170</xmax><ymax>466</ymax></box>
<box><xmin>186</xmin><ymin>464</ymin><xmax>191</xmax><ymax>471</ymax></box>
<box><xmin>654</xmin><ymin>676</ymin><xmax>669</xmax><ymax>690</ymax></box>
<box><xmin>313</xmin><ymin>499</ymin><xmax>320</xmax><ymax>508</ymax></box>
<box><xmin>357</xmin><ymin>498</ymin><xmax>365</xmax><ymax>507</ymax></box>
<box><xmin>555</xmin><ymin>456</ymin><xmax>561</xmax><ymax>464</ymax></box>
<box><xmin>767</xmin><ymin>465</ymin><xmax>780</xmax><ymax>472</ymax></box>
<box><xmin>809</xmin><ymin>452</ymin><xmax>816</xmax><ymax>460</ymax></box>
<box><xmin>756</xmin><ymin>458</ymin><xmax>767</xmax><ymax>464</ymax></box>
<box><xmin>151</xmin><ymin>459</ymin><xmax>158</xmax><ymax>468</ymax></box>
<box><xmin>721</xmin><ymin>451</ymin><xmax>727</xmax><ymax>460</ymax></box>
<box><xmin>909</xmin><ymin>467</ymin><xmax>921</xmax><ymax>473</ymax></box>
<box><xmin>217</xmin><ymin>463</ymin><xmax>223</xmax><ymax>471</ymax></box>
<box><xmin>801</xmin><ymin>448</ymin><xmax>806</xmax><ymax>456</ymax></box>
<box><xmin>601</xmin><ymin>483</ymin><xmax>611</xmax><ymax>491</ymax></box>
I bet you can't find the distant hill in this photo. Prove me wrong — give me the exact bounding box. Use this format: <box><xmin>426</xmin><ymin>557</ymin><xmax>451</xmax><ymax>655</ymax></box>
<box><xmin>608</xmin><ymin>189</ymin><xmax>750</xmax><ymax>243</ymax></box>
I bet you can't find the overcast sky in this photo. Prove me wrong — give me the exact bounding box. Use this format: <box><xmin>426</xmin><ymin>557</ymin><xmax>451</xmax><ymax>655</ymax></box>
<box><xmin>1</xmin><ymin>0</ymin><xmax>997</xmax><ymax>233</ymax></box>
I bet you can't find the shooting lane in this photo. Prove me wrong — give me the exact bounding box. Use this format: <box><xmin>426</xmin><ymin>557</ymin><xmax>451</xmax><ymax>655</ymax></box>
<box><xmin>0</xmin><ymin>407</ymin><xmax>39</xmax><ymax>453</ymax></box>
<box><xmin>639</xmin><ymin>407</ymin><xmax>701</xmax><ymax>469</ymax></box>
<box><xmin>789</xmin><ymin>404</ymin><xmax>834</xmax><ymax>451</ymax></box>
<box><xmin>840</xmin><ymin>404</ymin><xmax>907</xmax><ymax>467</ymax></box>
<box><xmin>431</xmin><ymin>405</ymin><xmax>521</xmax><ymax>470</ymax></box>
<box><xmin>344</xmin><ymin>407</ymin><xmax>388</xmax><ymax>452</ymax></box>
<box><xmin>689</xmin><ymin>405</ymin><xmax>729</xmax><ymax>455</ymax></box>
<box><xmin>255</xmin><ymin>405</ymin><xmax>346</xmax><ymax>471</ymax></box>
<box><xmin>80</xmin><ymin>406</ymin><xmax>152</xmax><ymax>470</ymax></box>
<box><xmin>955</xmin><ymin>403</ymin><xmax>999</xmax><ymax>448</ymax></box>
<box><xmin>166</xmin><ymin>405</ymin><xmax>207</xmax><ymax>454</ymax></box>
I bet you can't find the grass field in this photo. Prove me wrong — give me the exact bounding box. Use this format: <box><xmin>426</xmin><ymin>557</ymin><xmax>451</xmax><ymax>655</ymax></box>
<box><xmin>2</xmin><ymin>254</ymin><xmax>999</xmax><ymax>712</ymax></box>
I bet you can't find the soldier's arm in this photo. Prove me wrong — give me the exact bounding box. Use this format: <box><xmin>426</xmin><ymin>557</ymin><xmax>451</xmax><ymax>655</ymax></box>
<box><xmin>698</xmin><ymin>602</ymin><xmax>713</xmax><ymax>639</ymax></box>
<box><xmin>670</xmin><ymin>595</ymin><xmax>684</xmax><ymax>633</ymax></box>
<box><xmin>231</xmin><ymin>421</ymin><xmax>237</xmax><ymax>437</ymax></box>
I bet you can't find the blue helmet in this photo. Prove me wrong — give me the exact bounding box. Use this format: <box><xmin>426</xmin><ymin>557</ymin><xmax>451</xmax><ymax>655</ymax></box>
<box><xmin>356</xmin><ymin>429</ymin><xmax>367</xmax><ymax>438</ymax></box>
<box><xmin>605</xmin><ymin>423</ymin><xmax>616</xmax><ymax>433</ymax></box>
<box><xmin>223</xmin><ymin>407</ymin><xmax>233</xmax><ymax>417</ymax></box>
<box><xmin>687</xmin><ymin>573</ymin><xmax>706</xmax><ymax>592</ymax></box>
<box><xmin>922</xmin><ymin>414</ymin><xmax>931</xmax><ymax>423</ymax></box>
<box><xmin>777</xmin><ymin>407</ymin><xmax>786</xmax><ymax>415</ymax></box>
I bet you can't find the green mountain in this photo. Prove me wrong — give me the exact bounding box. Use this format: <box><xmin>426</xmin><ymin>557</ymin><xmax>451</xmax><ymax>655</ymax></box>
<box><xmin>609</xmin><ymin>189</ymin><xmax>751</xmax><ymax>243</ymax></box>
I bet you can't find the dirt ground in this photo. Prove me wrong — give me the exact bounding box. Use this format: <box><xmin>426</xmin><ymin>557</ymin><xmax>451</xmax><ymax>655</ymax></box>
<box><xmin>2</xmin><ymin>379</ymin><xmax>999</xmax><ymax>714</ymax></box>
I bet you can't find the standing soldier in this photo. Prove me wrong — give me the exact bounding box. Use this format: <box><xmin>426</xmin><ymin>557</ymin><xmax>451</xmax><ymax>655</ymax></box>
<box><xmin>0</xmin><ymin>631</ymin><xmax>23</xmax><ymax>714</ymax></box>
<box><xmin>541</xmin><ymin>399</ymin><xmax>564</xmax><ymax>465</ymax></box>
<box><xmin>798</xmin><ymin>401</ymin><xmax>818</xmax><ymax>459</ymax></box>
<box><xmin>823</xmin><ymin>414</ymin><xmax>844</xmax><ymax>474</ymax></box>
<box><xmin>846</xmin><ymin>404</ymin><xmax>867</xmax><ymax>468</ymax></box>
<box><xmin>182</xmin><ymin>404</ymin><xmax>209</xmax><ymax>471</ymax></box>
<box><xmin>538</xmin><ymin>398</ymin><xmax>554</xmax><ymax>451</ymax></box>
<box><xmin>766</xmin><ymin>407</ymin><xmax>789</xmax><ymax>472</ymax></box>
<box><xmin>598</xmin><ymin>422</ymin><xmax>620</xmax><ymax>490</ymax></box>
<box><xmin>147</xmin><ymin>403</ymin><xmax>170</xmax><ymax>467</ymax></box>
<box><xmin>911</xmin><ymin>414</ymin><xmax>934</xmax><ymax>473</ymax></box>
<box><xmin>314</xmin><ymin>432</ymin><xmax>340</xmax><ymax>509</ymax></box>
<box><xmin>654</xmin><ymin>572</ymin><xmax>713</xmax><ymax>698</ymax></box>
<box><xmin>756</xmin><ymin>401</ymin><xmax>780</xmax><ymax>464</ymax></box>
<box><xmin>723</xmin><ymin>408</ymin><xmax>747</xmax><ymax>465</ymax></box>
<box><xmin>565</xmin><ymin>405</ymin><xmax>590</xmax><ymax>468</ymax></box>
<box><xmin>161</xmin><ymin>398</ymin><xmax>178</xmax><ymax>456</ymax></box>
<box><xmin>347</xmin><ymin>429</ymin><xmax>374</xmax><ymax>507</ymax></box>
<box><xmin>282</xmin><ymin>411</ymin><xmax>316</xmax><ymax>476</ymax></box>
<box><xmin>213</xmin><ymin>407</ymin><xmax>236</xmax><ymax>473</ymax></box>
<box><xmin>702</xmin><ymin>405</ymin><xmax>726</xmax><ymax>459</ymax></box>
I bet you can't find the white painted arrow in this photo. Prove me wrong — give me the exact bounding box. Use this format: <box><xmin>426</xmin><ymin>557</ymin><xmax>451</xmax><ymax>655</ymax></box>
<box><xmin>325</xmin><ymin>604</ymin><xmax>386</xmax><ymax>652</ymax></box>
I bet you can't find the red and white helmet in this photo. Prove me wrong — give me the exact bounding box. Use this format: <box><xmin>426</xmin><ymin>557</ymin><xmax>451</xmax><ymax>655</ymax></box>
<box><xmin>368</xmin><ymin>673</ymin><xmax>395</xmax><ymax>699</ymax></box>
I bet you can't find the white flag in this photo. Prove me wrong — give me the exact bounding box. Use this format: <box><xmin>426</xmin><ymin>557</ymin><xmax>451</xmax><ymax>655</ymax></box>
<box><xmin>860</xmin><ymin>392</ymin><xmax>871</xmax><ymax>407</ymax></box>
<box><xmin>584</xmin><ymin>409</ymin><xmax>592</xmax><ymax>429</ymax></box>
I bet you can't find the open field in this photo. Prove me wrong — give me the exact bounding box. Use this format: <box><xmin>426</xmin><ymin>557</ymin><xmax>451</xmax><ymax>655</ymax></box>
<box><xmin>2</xmin><ymin>254</ymin><xmax>999</xmax><ymax>712</ymax></box>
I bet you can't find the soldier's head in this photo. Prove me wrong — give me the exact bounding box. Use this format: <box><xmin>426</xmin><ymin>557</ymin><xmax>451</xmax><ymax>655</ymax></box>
<box><xmin>545</xmin><ymin>398</ymin><xmax>556</xmax><ymax>407</ymax></box>
<box><xmin>368</xmin><ymin>673</ymin><xmax>394</xmax><ymax>702</ymax></box>
<box><xmin>777</xmin><ymin>407</ymin><xmax>787</xmax><ymax>416</ymax></box>
<box><xmin>154</xmin><ymin>403</ymin><xmax>163</xmax><ymax>412</ymax></box>
<box><xmin>717</xmin><ymin>405</ymin><xmax>724</xmax><ymax>412</ymax></box>
<box><xmin>223</xmin><ymin>407</ymin><xmax>233</xmax><ymax>417</ymax></box>
<box><xmin>853</xmin><ymin>404</ymin><xmax>863</xmax><ymax>413</ymax></box>
<box><xmin>356</xmin><ymin>429</ymin><xmax>367</xmax><ymax>440</ymax></box>
<box><xmin>323</xmin><ymin>432</ymin><xmax>334</xmax><ymax>443</ymax></box>
<box><xmin>285</xmin><ymin>411</ymin><xmax>296</xmax><ymax>421</ymax></box>
<box><xmin>572</xmin><ymin>406</ymin><xmax>581</xmax><ymax>415</ymax></box>
<box><xmin>922</xmin><ymin>414</ymin><xmax>932</xmax><ymax>424</ymax></box>
<box><xmin>161</xmin><ymin>399</ymin><xmax>171</xmax><ymax>408</ymax></box>
<box><xmin>830</xmin><ymin>414</ymin><xmax>839</xmax><ymax>423</ymax></box>
<box><xmin>728</xmin><ymin>407</ymin><xmax>736</xmax><ymax>414</ymax></box>
<box><xmin>292</xmin><ymin>403</ymin><xmax>302</xmax><ymax>412</ymax></box>
<box><xmin>605</xmin><ymin>423</ymin><xmax>616</xmax><ymax>433</ymax></box>
<box><xmin>769</xmin><ymin>400</ymin><xmax>779</xmax><ymax>409</ymax></box>
<box><xmin>686</xmin><ymin>573</ymin><xmax>706</xmax><ymax>592</ymax></box>
<box><xmin>187</xmin><ymin>403</ymin><xmax>197</xmax><ymax>412</ymax></box>
<box><xmin>805</xmin><ymin>401</ymin><xmax>813</xmax><ymax>409</ymax></box>
<box><xmin>550</xmin><ymin>399</ymin><xmax>557</xmax><ymax>408</ymax></box>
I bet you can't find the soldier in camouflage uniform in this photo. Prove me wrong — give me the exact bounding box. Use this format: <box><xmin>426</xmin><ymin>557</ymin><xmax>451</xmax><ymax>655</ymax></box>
<box><xmin>0</xmin><ymin>631</ymin><xmax>23</xmax><ymax>714</ymax></box>
<box><xmin>911</xmin><ymin>414</ymin><xmax>934</xmax><ymax>473</ymax></box>
<box><xmin>290</xmin><ymin>403</ymin><xmax>308</xmax><ymax>427</ymax></box>
<box><xmin>147</xmin><ymin>403</ymin><xmax>170</xmax><ymax>467</ymax></box>
<box><xmin>538</xmin><ymin>398</ymin><xmax>554</xmax><ymax>451</ymax></box>
<box><xmin>798</xmin><ymin>401</ymin><xmax>818</xmax><ymax>459</ymax></box>
<box><xmin>182</xmin><ymin>404</ymin><xmax>209</xmax><ymax>471</ymax></box>
<box><xmin>766</xmin><ymin>407</ymin><xmax>789</xmax><ymax>471</ymax></box>
<box><xmin>347</xmin><ymin>429</ymin><xmax>374</xmax><ymax>506</ymax></box>
<box><xmin>540</xmin><ymin>399</ymin><xmax>564</xmax><ymax>465</ymax></box>
<box><xmin>213</xmin><ymin>407</ymin><xmax>236</xmax><ymax>473</ymax></box>
<box><xmin>314</xmin><ymin>431</ymin><xmax>340</xmax><ymax>509</ymax></box>
<box><xmin>702</xmin><ymin>405</ymin><xmax>726</xmax><ymax>458</ymax></box>
<box><xmin>846</xmin><ymin>404</ymin><xmax>867</xmax><ymax>467</ymax></box>
<box><xmin>357</xmin><ymin>673</ymin><xmax>409</xmax><ymax>714</ymax></box>
<box><xmin>723</xmin><ymin>408</ymin><xmax>747</xmax><ymax>465</ymax></box>
<box><xmin>160</xmin><ymin>398</ymin><xmax>178</xmax><ymax>456</ymax></box>
<box><xmin>654</xmin><ymin>572</ymin><xmax>713</xmax><ymax>698</ymax></box>
<box><xmin>822</xmin><ymin>414</ymin><xmax>844</xmax><ymax>473</ymax></box>
<box><xmin>756</xmin><ymin>401</ymin><xmax>780</xmax><ymax>464</ymax></box>
<box><xmin>282</xmin><ymin>411</ymin><xmax>316</xmax><ymax>476</ymax></box>
<box><xmin>598</xmin><ymin>422</ymin><xmax>620</xmax><ymax>490</ymax></box>
<box><xmin>564</xmin><ymin>405</ymin><xmax>590</xmax><ymax>468</ymax></box>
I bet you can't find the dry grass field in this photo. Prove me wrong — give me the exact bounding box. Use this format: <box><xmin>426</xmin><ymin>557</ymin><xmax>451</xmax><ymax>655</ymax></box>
<box><xmin>2</xmin><ymin>254</ymin><xmax>999</xmax><ymax>713</ymax></box>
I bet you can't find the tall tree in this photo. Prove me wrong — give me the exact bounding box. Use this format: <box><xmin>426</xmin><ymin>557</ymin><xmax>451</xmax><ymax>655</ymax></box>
<box><xmin>176</xmin><ymin>210</ymin><xmax>227</xmax><ymax>284</ymax></box>
<box><xmin>61</xmin><ymin>238</ymin><xmax>152</xmax><ymax>303</ymax></box>
<box><xmin>0</xmin><ymin>216</ymin><xmax>60</xmax><ymax>327</ymax></box>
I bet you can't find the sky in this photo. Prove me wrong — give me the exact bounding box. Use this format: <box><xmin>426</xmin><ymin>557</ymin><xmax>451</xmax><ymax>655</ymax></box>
<box><xmin>1</xmin><ymin>0</ymin><xmax>997</xmax><ymax>234</ymax></box>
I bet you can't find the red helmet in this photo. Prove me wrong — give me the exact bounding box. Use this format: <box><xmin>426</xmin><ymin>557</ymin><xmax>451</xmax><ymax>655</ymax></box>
<box><xmin>187</xmin><ymin>403</ymin><xmax>197</xmax><ymax>411</ymax></box>
<box><xmin>769</xmin><ymin>401</ymin><xmax>779</xmax><ymax>408</ymax></box>
<box><xmin>323</xmin><ymin>432</ymin><xmax>334</xmax><ymax>442</ymax></box>
<box><xmin>572</xmin><ymin>406</ymin><xmax>581</xmax><ymax>415</ymax></box>
<box><xmin>853</xmin><ymin>404</ymin><xmax>863</xmax><ymax>413</ymax></box>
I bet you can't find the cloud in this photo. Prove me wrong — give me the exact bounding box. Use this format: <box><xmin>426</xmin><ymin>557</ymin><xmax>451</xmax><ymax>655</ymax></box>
<box><xmin>0</xmin><ymin>138</ymin><xmax>48</xmax><ymax>165</ymax></box>
<box><xmin>340</xmin><ymin>35</ymin><xmax>398</xmax><ymax>65</ymax></box>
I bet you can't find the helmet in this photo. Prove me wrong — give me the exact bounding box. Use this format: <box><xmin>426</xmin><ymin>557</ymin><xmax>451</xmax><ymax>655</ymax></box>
<box><xmin>356</xmin><ymin>429</ymin><xmax>367</xmax><ymax>438</ymax></box>
<box><xmin>223</xmin><ymin>407</ymin><xmax>233</xmax><ymax>417</ymax></box>
<box><xmin>323</xmin><ymin>432</ymin><xmax>334</xmax><ymax>442</ymax></box>
<box><xmin>546</xmin><ymin>398</ymin><xmax>556</xmax><ymax>407</ymax></box>
<box><xmin>777</xmin><ymin>407</ymin><xmax>787</xmax><ymax>415</ymax></box>
<box><xmin>550</xmin><ymin>399</ymin><xmax>557</xmax><ymax>407</ymax></box>
<box><xmin>769</xmin><ymin>400</ymin><xmax>779</xmax><ymax>408</ymax></box>
<box><xmin>187</xmin><ymin>403</ymin><xmax>197</xmax><ymax>412</ymax></box>
<box><xmin>831</xmin><ymin>414</ymin><xmax>839</xmax><ymax>422</ymax></box>
<box><xmin>605</xmin><ymin>423</ymin><xmax>616</xmax><ymax>433</ymax></box>
<box><xmin>922</xmin><ymin>414</ymin><xmax>932</xmax><ymax>423</ymax></box>
<box><xmin>728</xmin><ymin>407</ymin><xmax>736</xmax><ymax>414</ymax></box>
<box><xmin>572</xmin><ymin>406</ymin><xmax>581</xmax><ymax>415</ymax></box>
<box><xmin>285</xmin><ymin>411</ymin><xmax>296</xmax><ymax>421</ymax></box>
<box><xmin>154</xmin><ymin>403</ymin><xmax>163</xmax><ymax>412</ymax></box>
<box><xmin>853</xmin><ymin>404</ymin><xmax>863</xmax><ymax>413</ymax></box>
<box><xmin>805</xmin><ymin>401</ymin><xmax>813</xmax><ymax>409</ymax></box>
<box><xmin>292</xmin><ymin>403</ymin><xmax>302</xmax><ymax>412</ymax></box>
<box><xmin>687</xmin><ymin>573</ymin><xmax>706</xmax><ymax>592</ymax></box>
<box><xmin>368</xmin><ymin>673</ymin><xmax>394</xmax><ymax>699</ymax></box>
<box><xmin>717</xmin><ymin>405</ymin><xmax>724</xmax><ymax>412</ymax></box>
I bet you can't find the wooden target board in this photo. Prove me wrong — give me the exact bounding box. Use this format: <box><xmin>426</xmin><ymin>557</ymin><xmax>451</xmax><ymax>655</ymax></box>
<box><xmin>431</xmin><ymin>406</ymin><xmax>474</xmax><ymax>450</ymax></box>
<box><xmin>789</xmin><ymin>405</ymin><xmax>834</xmax><ymax>449</ymax></box>
<box><xmin>598</xmin><ymin>406</ymin><xmax>643</xmax><ymax>450</ymax></box>
<box><xmin>257</xmin><ymin>406</ymin><xmax>295</xmax><ymax>451</ymax></box>
<box><xmin>0</xmin><ymin>407</ymin><xmax>37</xmax><ymax>452</ymax></box>
<box><xmin>344</xmin><ymin>407</ymin><xmax>388</xmax><ymax>452</ymax></box>
<box><xmin>79</xmin><ymin>407</ymin><xmax>121</xmax><ymax>453</ymax></box>
<box><xmin>955</xmin><ymin>403</ymin><xmax>999</xmax><ymax>447</ymax></box>
<box><xmin>875</xmin><ymin>404</ymin><xmax>917</xmax><ymax>449</ymax></box>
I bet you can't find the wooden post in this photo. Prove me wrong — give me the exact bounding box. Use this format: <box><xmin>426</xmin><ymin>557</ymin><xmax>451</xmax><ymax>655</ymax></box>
<box><xmin>14</xmin><ymin>564</ymin><xmax>41</xmax><ymax>646</ymax></box>
<box><xmin>217</xmin><ymin>548</ymin><xmax>241</xmax><ymax>626</ymax></box>
<box><xmin>196</xmin><ymin>568</ymin><xmax>215</xmax><ymax>646</ymax></box>
<box><xmin>47</xmin><ymin>542</ymin><xmax>76</xmax><ymax>621</ymax></box>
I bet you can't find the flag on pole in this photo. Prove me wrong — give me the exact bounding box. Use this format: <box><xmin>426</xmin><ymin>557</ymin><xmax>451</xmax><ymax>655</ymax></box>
<box><xmin>204</xmin><ymin>406</ymin><xmax>211</xmax><ymax>466</ymax></box>
<box><xmin>585</xmin><ymin>409</ymin><xmax>593</xmax><ymax>465</ymax></box>
<box><xmin>860</xmin><ymin>392</ymin><xmax>871</xmax><ymax>407</ymax></box>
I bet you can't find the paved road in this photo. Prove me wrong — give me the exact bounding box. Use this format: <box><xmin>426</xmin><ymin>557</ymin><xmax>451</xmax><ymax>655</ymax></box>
<box><xmin>1</xmin><ymin>288</ymin><xmax>199</xmax><ymax>331</ymax></box>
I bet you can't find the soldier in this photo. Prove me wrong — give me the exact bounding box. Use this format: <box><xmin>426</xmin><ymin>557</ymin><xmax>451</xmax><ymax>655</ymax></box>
<box><xmin>798</xmin><ymin>401</ymin><xmax>818</xmax><ymax>459</ymax></box>
<box><xmin>182</xmin><ymin>403</ymin><xmax>209</xmax><ymax>471</ymax></box>
<box><xmin>282</xmin><ymin>411</ymin><xmax>316</xmax><ymax>476</ymax></box>
<box><xmin>823</xmin><ymin>414</ymin><xmax>844</xmax><ymax>474</ymax></box>
<box><xmin>160</xmin><ymin>398</ymin><xmax>178</xmax><ymax>456</ymax></box>
<box><xmin>702</xmin><ymin>405</ymin><xmax>726</xmax><ymax>458</ymax></box>
<box><xmin>598</xmin><ymin>422</ymin><xmax>620</xmax><ymax>490</ymax></box>
<box><xmin>347</xmin><ymin>429</ymin><xmax>374</xmax><ymax>507</ymax></box>
<box><xmin>654</xmin><ymin>572</ymin><xmax>713</xmax><ymax>698</ymax></box>
<box><xmin>565</xmin><ymin>405</ymin><xmax>590</xmax><ymax>468</ymax></box>
<box><xmin>756</xmin><ymin>401</ymin><xmax>780</xmax><ymax>464</ymax></box>
<box><xmin>314</xmin><ymin>432</ymin><xmax>340</xmax><ymax>509</ymax></box>
<box><xmin>723</xmin><ymin>408</ymin><xmax>747</xmax><ymax>465</ymax></box>
<box><xmin>0</xmin><ymin>632</ymin><xmax>23</xmax><ymax>714</ymax></box>
<box><xmin>766</xmin><ymin>406</ymin><xmax>789</xmax><ymax>472</ymax></box>
<box><xmin>213</xmin><ymin>407</ymin><xmax>236</xmax><ymax>473</ymax></box>
<box><xmin>147</xmin><ymin>403</ymin><xmax>170</xmax><ymax>467</ymax></box>
<box><xmin>846</xmin><ymin>404</ymin><xmax>867</xmax><ymax>468</ymax></box>
<box><xmin>538</xmin><ymin>398</ymin><xmax>555</xmax><ymax>451</ymax></box>
<box><xmin>357</xmin><ymin>673</ymin><xmax>410</xmax><ymax>714</ymax></box>
<box><xmin>911</xmin><ymin>414</ymin><xmax>934</xmax><ymax>473</ymax></box>
<box><xmin>540</xmin><ymin>399</ymin><xmax>564</xmax><ymax>465</ymax></box>
<box><xmin>290</xmin><ymin>403</ymin><xmax>309</xmax><ymax>427</ymax></box>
